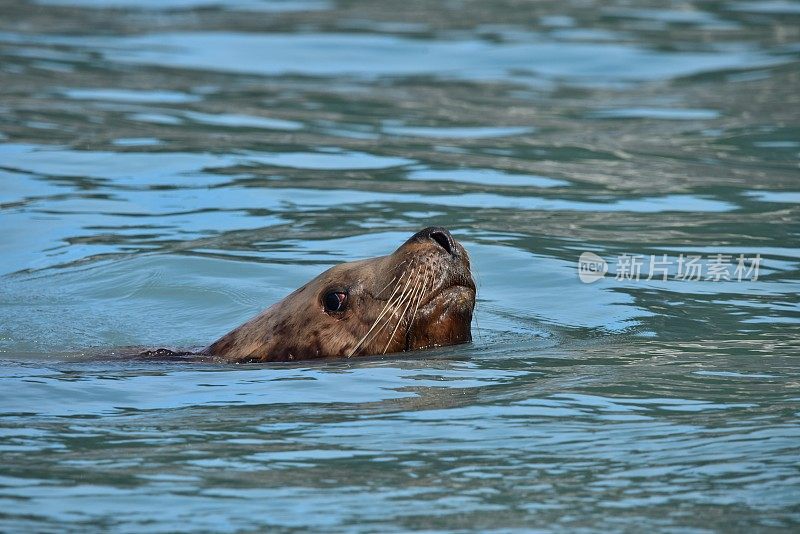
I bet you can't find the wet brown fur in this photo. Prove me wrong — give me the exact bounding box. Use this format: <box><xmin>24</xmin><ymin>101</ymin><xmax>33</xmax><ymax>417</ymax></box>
<box><xmin>202</xmin><ymin>228</ymin><xmax>475</xmax><ymax>363</ymax></box>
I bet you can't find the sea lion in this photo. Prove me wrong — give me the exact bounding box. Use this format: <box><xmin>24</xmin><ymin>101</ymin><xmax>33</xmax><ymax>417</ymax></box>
<box><xmin>202</xmin><ymin>227</ymin><xmax>475</xmax><ymax>363</ymax></box>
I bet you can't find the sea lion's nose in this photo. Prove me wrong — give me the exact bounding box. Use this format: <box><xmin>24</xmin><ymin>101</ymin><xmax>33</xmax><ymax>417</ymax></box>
<box><xmin>417</xmin><ymin>227</ymin><xmax>456</xmax><ymax>256</ymax></box>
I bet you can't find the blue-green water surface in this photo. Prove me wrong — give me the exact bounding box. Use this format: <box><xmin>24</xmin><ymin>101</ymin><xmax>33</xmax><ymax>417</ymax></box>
<box><xmin>1</xmin><ymin>0</ymin><xmax>799</xmax><ymax>531</ymax></box>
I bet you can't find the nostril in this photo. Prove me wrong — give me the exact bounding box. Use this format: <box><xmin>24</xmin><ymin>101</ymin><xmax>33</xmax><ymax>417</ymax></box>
<box><xmin>429</xmin><ymin>230</ymin><xmax>454</xmax><ymax>255</ymax></box>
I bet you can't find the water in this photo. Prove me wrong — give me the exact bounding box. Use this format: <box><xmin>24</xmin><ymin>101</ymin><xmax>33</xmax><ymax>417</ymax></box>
<box><xmin>1</xmin><ymin>0</ymin><xmax>799</xmax><ymax>530</ymax></box>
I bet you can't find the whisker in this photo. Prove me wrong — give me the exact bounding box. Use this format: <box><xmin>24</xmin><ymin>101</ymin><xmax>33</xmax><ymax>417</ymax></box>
<box><xmin>406</xmin><ymin>273</ymin><xmax>429</xmax><ymax>345</ymax></box>
<box><xmin>382</xmin><ymin>269</ymin><xmax>425</xmax><ymax>354</ymax></box>
<box><xmin>376</xmin><ymin>260</ymin><xmax>409</xmax><ymax>298</ymax></box>
<box><xmin>405</xmin><ymin>272</ymin><xmax>429</xmax><ymax>347</ymax></box>
<box><xmin>347</xmin><ymin>277</ymin><xmax>407</xmax><ymax>357</ymax></box>
<box><xmin>357</xmin><ymin>266</ymin><xmax>421</xmax><ymax>357</ymax></box>
<box><xmin>347</xmin><ymin>266</ymin><xmax>415</xmax><ymax>357</ymax></box>
<box><xmin>376</xmin><ymin>276</ymin><xmax>397</xmax><ymax>299</ymax></box>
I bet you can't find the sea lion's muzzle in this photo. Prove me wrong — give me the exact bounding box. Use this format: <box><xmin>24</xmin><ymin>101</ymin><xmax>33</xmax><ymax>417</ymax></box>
<box><xmin>393</xmin><ymin>226</ymin><xmax>475</xmax><ymax>300</ymax></box>
<box><xmin>391</xmin><ymin>227</ymin><xmax>475</xmax><ymax>352</ymax></box>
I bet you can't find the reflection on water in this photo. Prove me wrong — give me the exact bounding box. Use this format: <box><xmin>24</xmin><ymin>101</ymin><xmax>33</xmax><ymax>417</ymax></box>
<box><xmin>1</xmin><ymin>0</ymin><xmax>799</xmax><ymax>530</ymax></box>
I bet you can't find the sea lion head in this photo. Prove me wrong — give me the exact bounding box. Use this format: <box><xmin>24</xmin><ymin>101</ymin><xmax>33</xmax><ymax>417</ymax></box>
<box><xmin>204</xmin><ymin>227</ymin><xmax>476</xmax><ymax>362</ymax></box>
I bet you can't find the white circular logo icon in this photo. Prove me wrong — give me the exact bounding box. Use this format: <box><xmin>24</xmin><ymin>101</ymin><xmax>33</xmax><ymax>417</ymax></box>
<box><xmin>578</xmin><ymin>252</ymin><xmax>608</xmax><ymax>283</ymax></box>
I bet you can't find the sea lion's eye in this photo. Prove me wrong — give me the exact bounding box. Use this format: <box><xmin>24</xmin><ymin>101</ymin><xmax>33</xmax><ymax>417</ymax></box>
<box><xmin>323</xmin><ymin>291</ymin><xmax>348</xmax><ymax>313</ymax></box>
